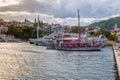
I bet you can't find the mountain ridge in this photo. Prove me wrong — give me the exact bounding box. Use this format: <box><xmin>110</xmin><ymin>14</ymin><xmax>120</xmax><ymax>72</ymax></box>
<box><xmin>87</xmin><ymin>16</ymin><xmax>120</xmax><ymax>30</ymax></box>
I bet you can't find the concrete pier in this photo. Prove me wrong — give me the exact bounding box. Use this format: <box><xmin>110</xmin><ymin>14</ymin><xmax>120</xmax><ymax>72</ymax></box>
<box><xmin>113</xmin><ymin>45</ymin><xmax>120</xmax><ymax>79</ymax></box>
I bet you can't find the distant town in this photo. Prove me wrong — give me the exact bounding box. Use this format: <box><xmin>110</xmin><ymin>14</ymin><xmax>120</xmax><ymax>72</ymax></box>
<box><xmin>0</xmin><ymin>18</ymin><xmax>71</xmax><ymax>41</ymax></box>
<box><xmin>0</xmin><ymin>18</ymin><xmax>119</xmax><ymax>44</ymax></box>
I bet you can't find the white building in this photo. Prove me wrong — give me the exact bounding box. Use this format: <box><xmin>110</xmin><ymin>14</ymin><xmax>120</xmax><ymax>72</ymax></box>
<box><xmin>19</xmin><ymin>19</ymin><xmax>34</xmax><ymax>27</ymax></box>
<box><xmin>50</xmin><ymin>24</ymin><xmax>62</xmax><ymax>32</ymax></box>
<box><xmin>0</xmin><ymin>25</ymin><xmax>8</xmax><ymax>33</ymax></box>
<box><xmin>6</xmin><ymin>19</ymin><xmax>34</xmax><ymax>27</ymax></box>
<box><xmin>0</xmin><ymin>19</ymin><xmax>4</xmax><ymax>23</ymax></box>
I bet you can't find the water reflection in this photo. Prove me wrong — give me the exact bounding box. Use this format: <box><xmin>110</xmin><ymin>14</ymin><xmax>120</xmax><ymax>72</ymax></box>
<box><xmin>0</xmin><ymin>43</ymin><xmax>118</xmax><ymax>80</ymax></box>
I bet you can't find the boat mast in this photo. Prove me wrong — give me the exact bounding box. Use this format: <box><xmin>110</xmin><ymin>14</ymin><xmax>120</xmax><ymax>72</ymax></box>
<box><xmin>37</xmin><ymin>15</ymin><xmax>40</xmax><ymax>39</ymax></box>
<box><xmin>42</xmin><ymin>21</ymin><xmax>44</xmax><ymax>38</ymax></box>
<box><xmin>78</xmin><ymin>9</ymin><xmax>80</xmax><ymax>42</ymax></box>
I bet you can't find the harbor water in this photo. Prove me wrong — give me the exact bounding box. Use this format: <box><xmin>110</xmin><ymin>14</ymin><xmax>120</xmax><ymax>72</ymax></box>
<box><xmin>0</xmin><ymin>43</ymin><xmax>118</xmax><ymax>80</ymax></box>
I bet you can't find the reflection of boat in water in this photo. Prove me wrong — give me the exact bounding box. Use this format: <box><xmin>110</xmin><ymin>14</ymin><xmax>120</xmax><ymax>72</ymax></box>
<box><xmin>54</xmin><ymin>9</ymin><xmax>102</xmax><ymax>51</ymax></box>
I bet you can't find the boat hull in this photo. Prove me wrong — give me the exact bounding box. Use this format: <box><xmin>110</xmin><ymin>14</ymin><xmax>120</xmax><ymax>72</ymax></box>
<box><xmin>45</xmin><ymin>45</ymin><xmax>55</xmax><ymax>49</ymax></box>
<box><xmin>45</xmin><ymin>41</ymin><xmax>55</xmax><ymax>49</ymax></box>
<box><xmin>35</xmin><ymin>41</ymin><xmax>45</xmax><ymax>46</ymax></box>
<box><xmin>55</xmin><ymin>46</ymin><xmax>101</xmax><ymax>51</ymax></box>
<box><xmin>29</xmin><ymin>39</ymin><xmax>37</xmax><ymax>44</ymax></box>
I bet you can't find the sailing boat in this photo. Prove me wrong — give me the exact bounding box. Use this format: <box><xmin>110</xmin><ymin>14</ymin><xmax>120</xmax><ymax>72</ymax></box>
<box><xmin>54</xmin><ymin>9</ymin><xmax>102</xmax><ymax>51</ymax></box>
<box><xmin>30</xmin><ymin>16</ymin><xmax>45</xmax><ymax>46</ymax></box>
<box><xmin>35</xmin><ymin>16</ymin><xmax>45</xmax><ymax>46</ymax></box>
<box><xmin>29</xmin><ymin>18</ymin><xmax>38</xmax><ymax>44</ymax></box>
<box><xmin>44</xmin><ymin>32</ymin><xmax>58</xmax><ymax>49</ymax></box>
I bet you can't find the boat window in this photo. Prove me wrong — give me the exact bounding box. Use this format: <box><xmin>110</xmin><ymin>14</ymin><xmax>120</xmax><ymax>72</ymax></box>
<box><xmin>61</xmin><ymin>43</ymin><xmax>69</xmax><ymax>47</ymax></box>
<box><xmin>76</xmin><ymin>43</ymin><xmax>80</xmax><ymax>46</ymax></box>
<box><xmin>80</xmin><ymin>43</ymin><xmax>86</xmax><ymax>47</ymax></box>
<box><xmin>57</xmin><ymin>40</ymin><xmax>59</xmax><ymax>43</ymax></box>
<box><xmin>80</xmin><ymin>43</ymin><xmax>83</xmax><ymax>47</ymax></box>
<box><xmin>86</xmin><ymin>43</ymin><xmax>91</xmax><ymax>47</ymax></box>
<box><xmin>61</xmin><ymin>43</ymin><xmax>63</xmax><ymax>47</ymax></box>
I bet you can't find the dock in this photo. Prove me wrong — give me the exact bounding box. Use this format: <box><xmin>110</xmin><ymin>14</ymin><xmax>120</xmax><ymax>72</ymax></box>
<box><xmin>113</xmin><ymin>44</ymin><xmax>120</xmax><ymax>79</ymax></box>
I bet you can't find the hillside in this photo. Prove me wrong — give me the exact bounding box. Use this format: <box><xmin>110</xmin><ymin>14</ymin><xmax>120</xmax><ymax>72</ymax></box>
<box><xmin>88</xmin><ymin>17</ymin><xmax>120</xmax><ymax>30</ymax></box>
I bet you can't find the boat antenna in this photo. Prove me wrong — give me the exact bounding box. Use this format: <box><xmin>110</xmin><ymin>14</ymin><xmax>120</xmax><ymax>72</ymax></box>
<box><xmin>78</xmin><ymin>9</ymin><xmax>80</xmax><ymax>42</ymax></box>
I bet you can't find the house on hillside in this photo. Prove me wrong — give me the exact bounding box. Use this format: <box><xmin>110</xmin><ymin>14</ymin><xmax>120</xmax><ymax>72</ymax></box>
<box><xmin>50</xmin><ymin>24</ymin><xmax>61</xmax><ymax>32</ymax></box>
<box><xmin>111</xmin><ymin>24</ymin><xmax>120</xmax><ymax>36</ymax></box>
<box><xmin>111</xmin><ymin>24</ymin><xmax>120</xmax><ymax>42</ymax></box>
<box><xmin>0</xmin><ymin>25</ymin><xmax>8</xmax><ymax>34</ymax></box>
<box><xmin>111</xmin><ymin>24</ymin><xmax>120</xmax><ymax>33</ymax></box>
<box><xmin>84</xmin><ymin>27</ymin><xmax>100</xmax><ymax>37</ymax></box>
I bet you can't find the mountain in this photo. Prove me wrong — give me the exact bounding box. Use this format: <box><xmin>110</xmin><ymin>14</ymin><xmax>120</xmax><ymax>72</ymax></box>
<box><xmin>87</xmin><ymin>17</ymin><xmax>120</xmax><ymax>30</ymax></box>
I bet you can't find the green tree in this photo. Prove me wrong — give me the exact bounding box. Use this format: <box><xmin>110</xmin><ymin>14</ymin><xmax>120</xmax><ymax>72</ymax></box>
<box><xmin>21</xmin><ymin>26</ymin><xmax>34</xmax><ymax>40</ymax></box>
<box><xmin>95</xmin><ymin>29</ymin><xmax>117</xmax><ymax>41</ymax></box>
<box><xmin>6</xmin><ymin>25</ymin><xmax>35</xmax><ymax>40</ymax></box>
<box><xmin>69</xmin><ymin>26</ymin><xmax>85</xmax><ymax>33</ymax></box>
<box><xmin>22</xmin><ymin>33</ymin><xmax>29</xmax><ymax>40</ymax></box>
<box><xmin>89</xmin><ymin>31</ymin><xmax>95</xmax><ymax>36</ymax></box>
<box><xmin>6</xmin><ymin>26</ymin><xmax>23</xmax><ymax>38</ymax></box>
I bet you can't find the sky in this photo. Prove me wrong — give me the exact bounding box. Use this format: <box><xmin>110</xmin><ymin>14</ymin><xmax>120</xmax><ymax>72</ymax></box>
<box><xmin>0</xmin><ymin>0</ymin><xmax>120</xmax><ymax>26</ymax></box>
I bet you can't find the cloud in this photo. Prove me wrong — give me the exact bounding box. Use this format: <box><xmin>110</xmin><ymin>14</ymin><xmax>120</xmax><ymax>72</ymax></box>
<box><xmin>1</xmin><ymin>0</ymin><xmax>120</xmax><ymax>18</ymax></box>
<box><xmin>0</xmin><ymin>0</ymin><xmax>61</xmax><ymax>15</ymax></box>
<box><xmin>0</xmin><ymin>0</ymin><xmax>120</xmax><ymax>26</ymax></box>
<box><xmin>0</xmin><ymin>0</ymin><xmax>20</xmax><ymax>6</ymax></box>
